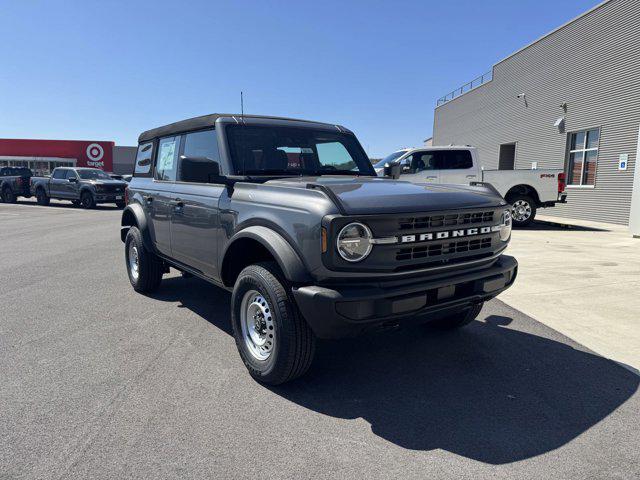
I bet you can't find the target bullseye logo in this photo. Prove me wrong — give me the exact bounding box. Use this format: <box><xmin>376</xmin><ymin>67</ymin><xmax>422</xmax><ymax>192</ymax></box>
<box><xmin>86</xmin><ymin>143</ymin><xmax>104</xmax><ymax>162</ymax></box>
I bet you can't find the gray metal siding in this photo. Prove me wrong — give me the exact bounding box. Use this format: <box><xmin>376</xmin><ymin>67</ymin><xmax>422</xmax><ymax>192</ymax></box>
<box><xmin>433</xmin><ymin>0</ymin><xmax>640</xmax><ymax>225</ymax></box>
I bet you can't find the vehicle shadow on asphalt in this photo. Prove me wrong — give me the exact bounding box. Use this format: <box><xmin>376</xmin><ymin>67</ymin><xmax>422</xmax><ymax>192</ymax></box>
<box><xmin>526</xmin><ymin>220</ymin><xmax>608</xmax><ymax>232</ymax></box>
<box><xmin>153</xmin><ymin>277</ymin><xmax>639</xmax><ymax>465</ymax></box>
<box><xmin>13</xmin><ymin>199</ymin><xmax>121</xmax><ymax>211</ymax></box>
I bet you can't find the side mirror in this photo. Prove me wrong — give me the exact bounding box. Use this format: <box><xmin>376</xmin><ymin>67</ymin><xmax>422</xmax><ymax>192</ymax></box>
<box><xmin>179</xmin><ymin>156</ymin><xmax>224</xmax><ymax>184</ymax></box>
<box><xmin>68</xmin><ymin>177</ymin><xmax>78</xmax><ymax>183</ymax></box>
<box><xmin>383</xmin><ymin>162</ymin><xmax>402</xmax><ymax>179</ymax></box>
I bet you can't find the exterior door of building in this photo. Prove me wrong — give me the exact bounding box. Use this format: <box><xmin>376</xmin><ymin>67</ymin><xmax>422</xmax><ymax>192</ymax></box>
<box><xmin>499</xmin><ymin>143</ymin><xmax>516</xmax><ymax>170</ymax></box>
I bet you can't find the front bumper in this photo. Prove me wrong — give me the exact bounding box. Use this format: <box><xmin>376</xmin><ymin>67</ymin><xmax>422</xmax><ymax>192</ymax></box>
<box><xmin>95</xmin><ymin>194</ymin><xmax>124</xmax><ymax>202</ymax></box>
<box><xmin>292</xmin><ymin>255</ymin><xmax>518</xmax><ymax>339</ymax></box>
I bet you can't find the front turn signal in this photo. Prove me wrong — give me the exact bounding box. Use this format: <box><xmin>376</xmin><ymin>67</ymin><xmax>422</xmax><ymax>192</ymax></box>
<box><xmin>321</xmin><ymin>227</ymin><xmax>328</xmax><ymax>253</ymax></box>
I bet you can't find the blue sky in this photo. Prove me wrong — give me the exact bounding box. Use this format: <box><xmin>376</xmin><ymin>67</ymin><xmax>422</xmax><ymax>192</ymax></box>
<box><xmin>0</xmin><ymin>0</ymin><xmax>599</xmax><ymax>157</ymax></box>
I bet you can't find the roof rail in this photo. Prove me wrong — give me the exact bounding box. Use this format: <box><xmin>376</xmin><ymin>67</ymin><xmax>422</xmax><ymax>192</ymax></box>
<box><xmin>436</xmin><ymin>71</ymin><xmax>492</xmax><ymax>106</ymax></box>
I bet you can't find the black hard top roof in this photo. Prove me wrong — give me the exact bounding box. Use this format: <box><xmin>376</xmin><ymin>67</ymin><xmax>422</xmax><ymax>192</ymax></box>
<box><xmin>138</xmin><ymin>113</ymin><xmax>350</xmax><ymax>143</ymax></box>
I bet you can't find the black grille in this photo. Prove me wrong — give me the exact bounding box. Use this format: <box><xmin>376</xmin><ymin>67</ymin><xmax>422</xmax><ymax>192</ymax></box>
<box><xmin>398</xmin><ymin>211</ymin><xmax>494</xmax><ymax>231</ymax></box>
<box><xmin>396</xmin><ymin>237</ymin><xmax>492</xmax><ymax>261</ymax></box>
<box><xmin>102</xmin><ymin>185</ymin><xmax>124</xmax><ymax>193</ymax></box>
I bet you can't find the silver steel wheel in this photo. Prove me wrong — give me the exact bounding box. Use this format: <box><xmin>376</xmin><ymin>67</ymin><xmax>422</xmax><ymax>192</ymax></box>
<box><xmin>240</xmin><ymin>290</ymin><xmax>275</xmax><ymax>361</ymax></box>
<box><xmin>128</xmin><ymin>243</ymin><xmax>140</xmax><ymax>281</ymax></box>
<box><xmin>512</xmin><ymin>199</ymin><xmax>532</xmax><ymax>223</ymax></box>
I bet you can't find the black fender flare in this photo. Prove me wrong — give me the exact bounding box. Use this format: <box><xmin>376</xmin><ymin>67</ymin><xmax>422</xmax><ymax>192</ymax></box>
<box><xmin>79</xmin><ymin>186</ymin><xmax>94</xmax><ymax>198</ymax></box>
<box><xmin>222</xmin><ymin>226</ymin><xmax>311</xmax><ymax>285</ymax></box>
<box><xmin>120</xmin><ymin>203</ymin><xmax>153</xmax><ymax>251</ymax></box>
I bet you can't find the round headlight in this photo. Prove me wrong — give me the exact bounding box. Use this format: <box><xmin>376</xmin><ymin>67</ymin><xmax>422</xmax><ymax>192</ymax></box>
<box><xmin>500</xmin><ymin>209</ymin><xmax>512</xmax><ymax>242</ymax></box>
<box><xmin>337</xmin><ymin>222</ymin><xmax>373</xmax><ymax>262</ymax></box>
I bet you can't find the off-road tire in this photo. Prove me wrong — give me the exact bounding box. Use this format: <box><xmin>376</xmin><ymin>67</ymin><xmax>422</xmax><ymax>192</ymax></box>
<box><xmin>428</xmin><ymin>302</ymin><xmax>484</xmax><ymax>330</ymax></box>
<box><xmin>124</xmin><ymin>226</ymin><xmax>163</xmax><ymax>293</ymax></box>
<box><xmin>508</xmin><ymin>194</ymin><xmax>537</xmax><ymax>227</ymax></box>
<box><xmin>231</xmin><ymin>262</ymin><xmax>316</xmax><ymax>385</ymax></box>
<box><xmin>2</xmin><ymin>187</ymin><xmax>16</xmax><ymax>204</ymax></box>
<box><xmin>36</xmin><ymin>188</ymin><xmax>50</xmax><ymax>206</ymax></box>
<box><xmin>81</xmin><ymin>191</ymin><xmax>96</xmax><ymax>209</ymax></box>
<box><xmin>71</xmin><ymin>200</ymin><xmax>81</xmax><ymax>207</ymax></box>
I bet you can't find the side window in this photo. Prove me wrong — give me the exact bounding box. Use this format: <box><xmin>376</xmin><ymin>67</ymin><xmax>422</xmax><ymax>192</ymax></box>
<box><xmin>52</xmin><ymin>169</ymin><xmax>66</xmax><ymax>179</ymax></box>
<box><xmin>410</xmin><ymin>153</ymin><xmax>436</xmax><ymax>173</ymax></box>
<box><xmin>134</xmin><ymin>142</ymin><xmax>154</xmax><ymax>177</ymax></box>
<box><xmin>178</xmin><ymin>130</ymin><xmax>221</xmax><ymax>183</ymax></box>
<box><xmin>182</xmin><ymin>129</ymin><xmax>219</xmax><ymax>161</ymax></box>
<box><xmin>437</xmin><ymin>150</ymin><xmax>473</xmax><ymax>170</ymax></box>
<box><xmin>155</xmin><ymin>136</ymin><xmax>180</xmax><ymax>182</ymax></box>
<box><xmin>64</xmin><ymin>170</ymin><xmax>77</xmax><ymax>179</ymax></box>
<box><xmin>316</xmin><ymin>142</ymin><xmax>357</xmax><ymax>170</ymax></box>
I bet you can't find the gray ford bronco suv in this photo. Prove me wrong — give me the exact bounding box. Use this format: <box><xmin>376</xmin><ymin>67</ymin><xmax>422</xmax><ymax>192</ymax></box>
<box><xmin>121</xmin><ymin>114</ymin><xmax>517</xmax><ymax>384</ymax></box>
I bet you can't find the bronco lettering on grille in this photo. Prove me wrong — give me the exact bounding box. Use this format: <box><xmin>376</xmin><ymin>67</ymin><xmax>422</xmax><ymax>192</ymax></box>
<box><xmin>400</xmin><ymin>225</ymin><xmax>501</xmax><ymax>244</ymax></box>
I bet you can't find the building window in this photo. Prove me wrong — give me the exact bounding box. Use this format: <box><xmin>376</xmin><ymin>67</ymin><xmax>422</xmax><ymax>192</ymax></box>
<box><xmin>566</xmin><ymin>128</ymin><xmax>599</xmax><ymax>186</ymax></box>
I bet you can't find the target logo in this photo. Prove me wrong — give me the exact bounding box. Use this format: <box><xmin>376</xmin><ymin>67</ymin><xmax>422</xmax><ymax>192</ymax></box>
<box><xmin>86</xmin><ymin>143</ymin><xmax>104</xmax><ymax>162</ymax></box>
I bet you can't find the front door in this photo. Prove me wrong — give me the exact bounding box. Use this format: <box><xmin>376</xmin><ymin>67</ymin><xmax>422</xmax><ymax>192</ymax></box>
<box><xmin>169</xmin><ymin>129</ymin><xmax>223</xmax><ymax>278</ymax></box>
<box><xmin>398</xmin><ymin>152</ymin><xmax>439</xmax><ymax>184</ymax></box>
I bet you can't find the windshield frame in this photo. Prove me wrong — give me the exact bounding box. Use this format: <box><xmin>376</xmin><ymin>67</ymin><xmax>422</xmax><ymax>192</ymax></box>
<box><xmin>225</xmin><ymin>124</ymin><xmax>376</xmax><ymax>177</ymax></box>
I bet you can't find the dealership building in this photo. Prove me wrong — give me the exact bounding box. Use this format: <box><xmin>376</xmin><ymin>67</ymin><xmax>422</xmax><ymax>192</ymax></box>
<box><xmin>0</xmin><ymin>139</ymin><xmax>136</xmax><ymax>176</ymax></box>
<box><xmin>432</xmin><ymin>0</ymin><xmax>640</xmax><ymax>228</ymax></box>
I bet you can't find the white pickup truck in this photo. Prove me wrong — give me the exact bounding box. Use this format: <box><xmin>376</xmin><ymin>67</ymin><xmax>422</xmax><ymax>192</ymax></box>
<box><xmin>373</xmin><ymin>146</ymin><xmax>567</xmax><ymax>227</ymax></box>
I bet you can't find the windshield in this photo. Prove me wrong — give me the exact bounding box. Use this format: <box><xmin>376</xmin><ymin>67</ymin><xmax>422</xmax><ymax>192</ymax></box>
<box><xmin>77</xmin><ymin>169</ymin><xmax>112</xmax><ymax>180</ymax></box>
<box><xmin>226</xmin><ymin>125</ymin><xmax>375</xmax><ymax>176</ymax></box>
<box><xmin>373</xmin><ymin>150</ymin><xmax>407</xmax><ymax>168</ymax></box>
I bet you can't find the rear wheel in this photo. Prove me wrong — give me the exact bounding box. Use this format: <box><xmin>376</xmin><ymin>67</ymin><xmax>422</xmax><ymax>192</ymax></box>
<box><xmin>2</xmin><ymin>187</ymin><xmax>16</xmax><ymax>203</ymax></box>
<box><xmin>81</xmin><ymin>191</ymin><xmax>95</xmax><ymax>209</ymax></box>
<box><xmin>427</xmin><ymin>303</ymin><xmax>484</xmax><ymax>330</ymax></box>
<box><xmin>231</xmin><ymin>262</ymin><xmax>316</xmax><ymax>385</ymax></box>
<box><xmin>36</xmin><ymin>188</ymin><xmax>50</xmax><ymax>206</ymax></box>
<box><xmin>125</xmin><ymin>226</ymin><xmax>163</xmax><ymax>293</ymax></box>
<box><xmin>508</xmin><ymin>194</ymin><xmax>537</xmax><ymax>227</ymax></box>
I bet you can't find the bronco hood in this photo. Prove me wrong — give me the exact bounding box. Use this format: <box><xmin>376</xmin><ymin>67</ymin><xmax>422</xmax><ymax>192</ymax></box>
<box><xmin>265</xmin><ymin>176</ymin><xmax>506</xmax><ymax>215</ymax></box>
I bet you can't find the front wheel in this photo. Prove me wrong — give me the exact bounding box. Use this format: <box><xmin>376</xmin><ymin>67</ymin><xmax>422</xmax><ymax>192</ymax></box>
<box><xmin>508</xmin><ymin>194</ymin><xmax>537</xmax><ymax>227</ymax></box>
<box><xmin>36</xmin><ymin>188</ymin><xmax>50</xmax><ymax>206</ymax></box>
<box><xmin>125</xmin><ymin>226</ymin><xmax>163</xmax><ymax>293</ymax></box>
<box><xmin>231</xmin><ymin>262</ymin><xmax>316</xmax><ymax>385</ymax></box>
<box><xmin>80</xmin><ymin>191</ymin><xmax>96</xmax><ymax>209</ymax></box>
<box><xmin>427</xmin><ymin>303</ymin><xmax>484</xmax><ymax>330</ymax></box>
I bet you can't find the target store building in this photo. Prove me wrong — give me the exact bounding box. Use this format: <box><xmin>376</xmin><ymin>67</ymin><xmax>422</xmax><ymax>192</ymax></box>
<box><xmin>0</xmin><ymin>139</ymin><xmax>117</xmax><ymax>176</ymax></box>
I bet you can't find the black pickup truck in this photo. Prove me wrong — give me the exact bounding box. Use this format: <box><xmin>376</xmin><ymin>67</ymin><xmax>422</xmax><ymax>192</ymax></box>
<box><xmin>31</xmin><ymin>167</ymin><xmax>127</xmax><ymax>208</ymax></box>
<box><xmin>121</xmin><ymin>113</ymin><xmax>518</xmax><ymax>385</ymax></box>
<box><xmin>0</xmin><ymin>167</ymin><xmax>33</xmax><ymax>203</ymax></box>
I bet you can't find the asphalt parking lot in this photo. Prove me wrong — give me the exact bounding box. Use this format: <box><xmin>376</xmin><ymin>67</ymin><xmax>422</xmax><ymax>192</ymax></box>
<box><xmin>1</xmin><ymin>200</ymin><xmax>639</xmax><ymax>480</ymax></box>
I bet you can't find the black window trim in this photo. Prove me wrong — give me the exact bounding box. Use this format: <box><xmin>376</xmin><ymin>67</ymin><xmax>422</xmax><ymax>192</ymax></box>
<box><xmin>174</xmin><ymin>127</ymin><xmax>225</xmax><ymax>186</ymax></box>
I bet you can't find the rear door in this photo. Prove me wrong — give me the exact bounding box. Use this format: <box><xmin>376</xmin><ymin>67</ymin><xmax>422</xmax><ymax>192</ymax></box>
<box><xmin>170</xmin><ymin>129</ymin><xmax>224</xmax><ymax>278</ymax></box>
<box><xmin>49</xmin><ymin>169</ymin><xmax>69</xmax><ymax>198</ymax></box>
<box><xmin>398</xmin><ymin>151</ymin><xmax>439</xmax><ymax>184</ymax></box>
<box><xmin>150</xmin><ymin>135</ymin><xmax>180</xmax><ymax>256</ymax></box>
<box><xmin>436</xmin><ymin>149</ymin><xmax>478</xmax><ymax>184</ymax></box>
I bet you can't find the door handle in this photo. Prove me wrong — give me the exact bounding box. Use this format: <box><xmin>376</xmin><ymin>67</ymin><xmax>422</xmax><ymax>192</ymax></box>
<box><xmin>173</xmin><ymin>200</ymin><xmax>184</xmax><ymax>213</ymax></box>
<box><xmin>466</xmin><ymin>175</ymin><xmax>477</xmax><ymax>179</ymax></box>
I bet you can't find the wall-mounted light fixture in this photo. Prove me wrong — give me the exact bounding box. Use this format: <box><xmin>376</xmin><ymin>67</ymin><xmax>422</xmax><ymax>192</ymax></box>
<box><xmin>516</xmin><ymin>93</ymin><xmax>528</xmax><ymax>108</ymax></box>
